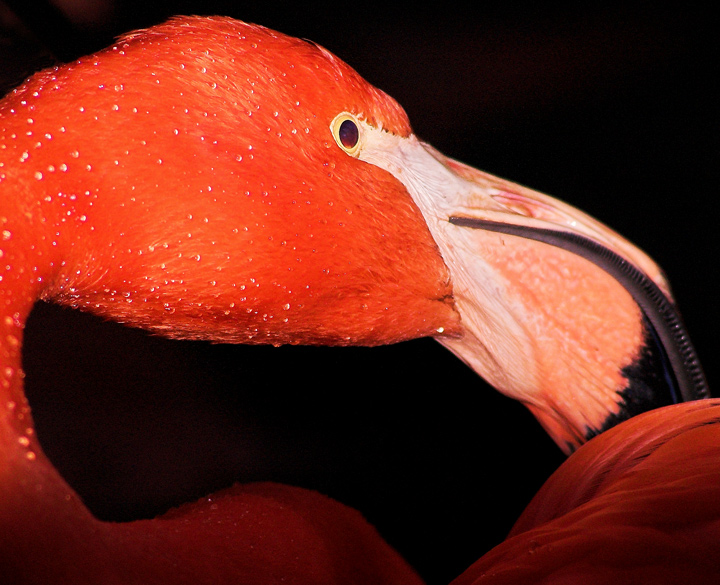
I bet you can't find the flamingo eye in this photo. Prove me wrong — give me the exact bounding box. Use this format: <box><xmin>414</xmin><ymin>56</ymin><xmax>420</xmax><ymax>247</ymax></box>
<box><xmin>330</xmin><ymin>113</ymin><xmax>362</xmax><ymax>156</ymax></box>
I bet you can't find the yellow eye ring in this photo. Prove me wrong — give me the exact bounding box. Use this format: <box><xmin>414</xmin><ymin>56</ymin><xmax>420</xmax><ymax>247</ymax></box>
<box><xmin>330</xmin><ymin>113</ymin><xmax>362</xmax><ymax>156</ymax></box>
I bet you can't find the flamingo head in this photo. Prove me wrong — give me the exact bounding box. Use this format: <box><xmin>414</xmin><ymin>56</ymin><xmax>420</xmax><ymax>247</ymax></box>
<box><xmin>0</xmin><ymin>16</ymin><xmax>706</xmax><ymax>453</ymax></box>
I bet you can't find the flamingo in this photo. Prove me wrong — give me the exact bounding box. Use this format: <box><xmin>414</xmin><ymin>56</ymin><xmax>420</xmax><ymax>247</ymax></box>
<box><xmin>0</xmin><ymin>15</ymin><xmax>710</xmax><ymax>583</ymax></box>
<box><xmin>451</xmin><ymin>398</ymin><xmax>720</xmax><ymax>584</ymax></box>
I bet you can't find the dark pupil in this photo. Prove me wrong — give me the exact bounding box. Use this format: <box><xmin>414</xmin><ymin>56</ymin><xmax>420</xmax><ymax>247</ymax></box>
<box><xmin>338</xmin><ymin>119</ymin><xmax>359</xmax><ymax>149</ymax></box>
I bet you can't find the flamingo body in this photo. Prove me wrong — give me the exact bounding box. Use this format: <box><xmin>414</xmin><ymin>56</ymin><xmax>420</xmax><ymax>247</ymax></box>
<box><xmin>452</xmin><ymin>400</ymin><xmax>720</xmax><ymax>584</ymax></box>
<box><xmin>1</xmin><ymin>478</ymin><xmax>423</xmax><ymax>584</ymax></box>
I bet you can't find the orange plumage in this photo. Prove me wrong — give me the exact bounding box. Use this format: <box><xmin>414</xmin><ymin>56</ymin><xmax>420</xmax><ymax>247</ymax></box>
<box><xmin>452</xmin><ymin>399</ymin><xmax>720</xmax><ymax>584</ymax></box>
<box><xmin>0</xmin><ymin>14</ymin><xmax>712</xmax><ymax>584</ymax></box>
<box><xmin>1</xmin><ymin>18</ymin><xmax>456</xmax><ymax>347</ymax></box>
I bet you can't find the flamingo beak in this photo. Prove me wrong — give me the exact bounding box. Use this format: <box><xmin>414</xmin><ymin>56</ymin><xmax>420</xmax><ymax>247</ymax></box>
<box><xmin>353</xmin><ymin>123</ymin><xmax>707</xmax><ymax>452</ymax></box>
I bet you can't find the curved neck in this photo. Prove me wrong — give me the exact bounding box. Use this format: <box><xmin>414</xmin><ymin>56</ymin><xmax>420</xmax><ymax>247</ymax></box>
<box><xmin>0</xmin><ymin>110</ymin><xmax>99</xmax><ymax>568</ymax></box>
<box><xmin>0</xmin><ymin>200</ymin><xmax>54</xmax><ymax>464</ymax></box>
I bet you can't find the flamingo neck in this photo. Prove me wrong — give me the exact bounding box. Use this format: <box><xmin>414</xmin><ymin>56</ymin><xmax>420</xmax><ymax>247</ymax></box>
<box><xmin>0</xmin><ymin>205</ymin><xmax>54</xmax><ymax>465</ymax></box>
<box><xmin>0</xmin><ymin>112</ymin><xmax>101</xmax><ymax>575</ymax></box>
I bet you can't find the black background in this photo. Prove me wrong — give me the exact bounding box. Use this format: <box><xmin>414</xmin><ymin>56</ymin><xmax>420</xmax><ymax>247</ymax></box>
<box><xmin>2</xmin><ymin>2</ymin><xmax>718</xmax><ymax>584</ymax></box>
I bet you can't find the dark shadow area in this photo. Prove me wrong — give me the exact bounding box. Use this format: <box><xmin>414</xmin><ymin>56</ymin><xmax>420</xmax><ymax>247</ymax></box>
<box><xmin>23</xmin><ymin>301</ymin><xmax>563</xmax><ymax>585</ymax></box>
